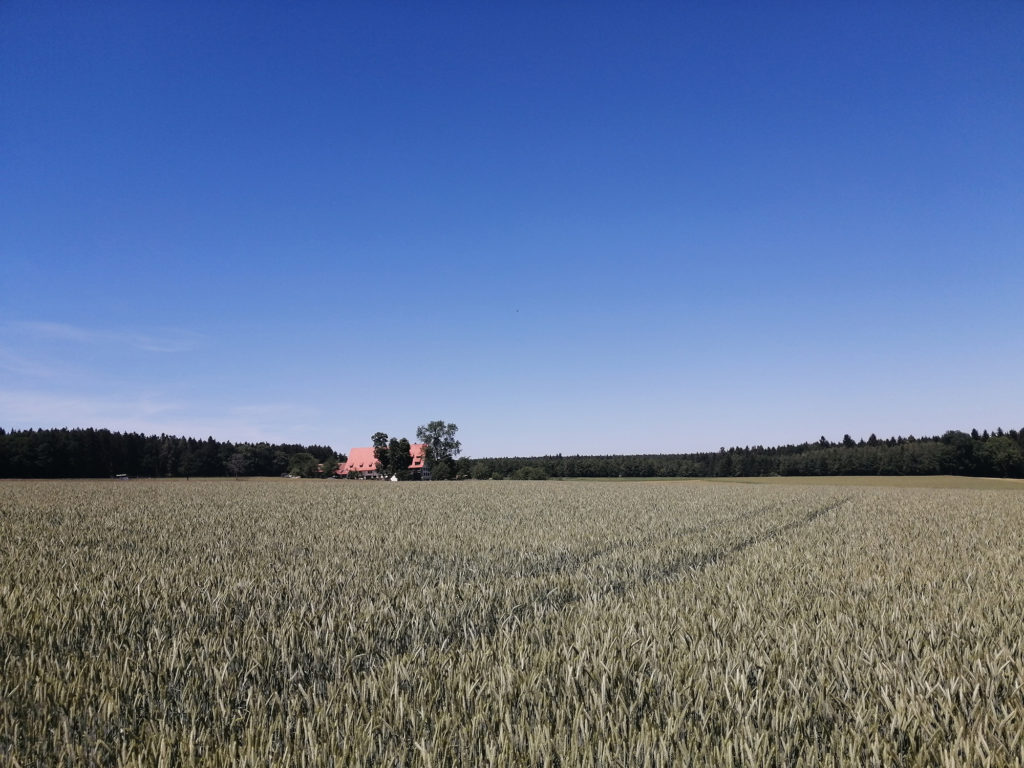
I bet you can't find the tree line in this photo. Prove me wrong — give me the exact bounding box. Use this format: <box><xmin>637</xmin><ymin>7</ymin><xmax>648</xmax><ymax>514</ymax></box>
<box><xmin>467</xmin><ymin>429</ymin><xmax>1024</xmax><ymax>480</ymax></box>
<box><xmin>0</xmin><ymin>428</ymin><xmax>341</xmax><ymax>479</ymax></box>
<box><xmin>2</xmin><ymin>425</ymin><xmax>1022</xmax><ymax>480</ymax></box>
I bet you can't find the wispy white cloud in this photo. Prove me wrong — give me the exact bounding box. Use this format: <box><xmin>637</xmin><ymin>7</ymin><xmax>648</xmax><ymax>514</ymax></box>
<box><xmin>11</xmin><ymin>321</ymin><xmax>203</xmax><ymax>352</ymax></box>
<box><xmin>213</xmin><ymin>403</ymin><xmax>326</xmax><ymax>443</ymax></box>
<box><xmin>0</xmin><ymin>346</ymin><xmax>71</xmax><ymax>379</ymax></box>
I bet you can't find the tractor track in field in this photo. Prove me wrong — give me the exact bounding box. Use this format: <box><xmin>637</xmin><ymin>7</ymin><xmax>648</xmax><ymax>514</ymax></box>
<box><xmin>355</xmin><ymin>495</ymin><xmax>854</xmax><ymax>670</ymax></box>
<box><xmin>669</xmin><ymin>494</ymin><xmax>852</xmax><ymax>577</ymax></box>
<box><xmin>551</xmin><ymin>493</ymin><xmax>849</xmax><ymax>613</ymax></box>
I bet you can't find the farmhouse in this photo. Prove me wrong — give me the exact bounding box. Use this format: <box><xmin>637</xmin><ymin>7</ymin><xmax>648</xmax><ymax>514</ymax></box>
<box><xmin>336</xmin><ymin>443</ymin><xmax>430</xmax><ymax>479</ymax></box>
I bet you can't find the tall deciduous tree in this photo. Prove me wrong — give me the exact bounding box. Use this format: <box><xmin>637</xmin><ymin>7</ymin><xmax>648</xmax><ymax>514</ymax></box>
<box><xmin>319</xmin><ymin>453</ymin><xmax>340</xmax><ymax>478</ymax></box>
<box><xmin>372</xmin><ymin>433</ymin><xmax>389</xmax><ymax>476</ymax></box>
<box><xmin>416</xmin><ymin>421</ymin><xmax>461</xmax><ymax>467</ymax></box>
<box><xmin>385</xmin><ymin>437</ymin><xmax>412</xmax><ymax>480</ymax></box>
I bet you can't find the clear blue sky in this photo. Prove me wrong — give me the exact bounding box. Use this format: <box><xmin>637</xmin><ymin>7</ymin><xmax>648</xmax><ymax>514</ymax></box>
<box><xmin>2</xmin><ymin>1</ymin><xmax>1022</xmax><ymax>457</ymax></box>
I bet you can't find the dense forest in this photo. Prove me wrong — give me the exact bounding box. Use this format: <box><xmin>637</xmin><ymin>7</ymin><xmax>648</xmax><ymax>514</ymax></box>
<box><xmin>469</xmin><ymin>429</ymin><xmax>1024</xmax><ymax>481</ymax></box>
<box><xmin>0</xmin><ymin>428</ymin><xmax>339</xmax><ymax>479</ymax></box>
<box><xmin>2</xmin><ymin>427</ymin><xmax>1023</xmax><ymax>480</ymax></box>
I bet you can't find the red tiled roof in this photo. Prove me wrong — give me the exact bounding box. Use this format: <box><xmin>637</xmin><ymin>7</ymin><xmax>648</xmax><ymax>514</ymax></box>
<box><xmin>336</xmin><ymin>443</ymin><xmax>429</xmax><ymax>475</ymax></box>
<box><xmin>338</xmin><ymin>446</ymin><xmax>379</xmax><ymax>475</ymax></box>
